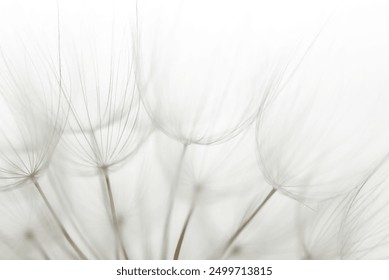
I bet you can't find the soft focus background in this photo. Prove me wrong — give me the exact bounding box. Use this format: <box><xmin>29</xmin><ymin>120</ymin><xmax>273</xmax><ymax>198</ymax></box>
<box><xmin>0</xmin><ymin>0</ymin><xmax>389</xmax><ymax>260</ymax></box>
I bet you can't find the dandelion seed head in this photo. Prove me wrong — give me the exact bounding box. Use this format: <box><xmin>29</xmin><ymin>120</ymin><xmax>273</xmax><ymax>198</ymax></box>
<box><xmin>58</xmin><ymin>23</ymin><xmax>152</xmax><ymax>173</ymax></box>
<box><xmin>255</xmin><ymin>7</ymin><xmax>389</xmax><ymax>201</ymax></box>
<box><xmin>135</xmin><ymin>0</ymin><xmax>282</xmax><ymax>145</ymax></box>
<box><xmin>0</xmin><ymin>46</ymin><xmax>66</xmax><ymax>190</ymax></box>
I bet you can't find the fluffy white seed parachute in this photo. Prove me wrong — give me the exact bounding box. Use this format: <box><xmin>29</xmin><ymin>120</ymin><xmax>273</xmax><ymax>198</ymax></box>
<box><xmin>58</xmin><ymin>9</ymin><xmax>151</xmax><ymax>173</ymax></box>
<box><xmin>256</xmin><ymin>4</ymin><xmax>389</xmax><ymax>201</ymax></box>
<box><xmin>135</xmin><ymin>0</ymin><xmax>287</xmax><ymax>145</ymax></box>
<box><xmin>0</xmin><ymin>48</ymin><xmax>65</xmax><ymax>190</ymax></box>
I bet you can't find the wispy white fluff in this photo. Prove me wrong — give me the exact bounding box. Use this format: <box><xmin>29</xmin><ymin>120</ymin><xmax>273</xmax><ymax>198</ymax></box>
<box><xmin>256</xmin><ymin>2</ymin><xmax>389</xmax><ymax>200</ymax></box>
<box><xmin>0</xmin><ymin>47</ymin><xmax>65</xmax><ymax>190</ymax></box>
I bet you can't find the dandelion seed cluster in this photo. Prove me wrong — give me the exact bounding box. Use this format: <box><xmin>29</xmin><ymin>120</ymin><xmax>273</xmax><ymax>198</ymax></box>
<box><xmin>1</xmin><ymin>0</ymin><xmax>389</xmax><ymax>260</ymax></box>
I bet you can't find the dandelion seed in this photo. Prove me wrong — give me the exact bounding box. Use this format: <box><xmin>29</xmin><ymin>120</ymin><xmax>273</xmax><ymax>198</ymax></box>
<box><xmin>135</xmin><ymin>0</ymin><xmax>278</xmax><ymax>145</ymax></box>
<box><xmin>338</xmin><ymin>157</ymin><xmax>389</xmax><ymax>259</ymax></box>
<box><xmin>134</xmin><ymin>0</ymin><xmax>284</xmax><ymax>259</ymax></box>
<box><xmin>58</xmin><ymin>15</ymin><xmax>151</xmax><ymax>258</ymax></box>
<box><xmin>255</xmin><ymin>5</ymin><xmax>389</xmax><ymax>201</ymax></box>
<box><xmin>0</xmin><ymin>37</ymin><xmax>87</xmax><ymax>259</ymax></box>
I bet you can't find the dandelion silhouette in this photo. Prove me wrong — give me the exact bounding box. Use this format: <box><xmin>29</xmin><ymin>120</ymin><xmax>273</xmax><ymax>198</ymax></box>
<box><xmin>134</xmin><ymin>0</ymin><xmax>282</xmax><ymax>259</ymax></box>
<box><xmin>1</xmin><ymin>0</ymin><xmax>389</xmax><ymax>260</ymax></box>
<box><xmin>0</xmin><ymin>46</ymin><xmax>87</xmax><ymax>259</ymax></box>
<box><xmin>58</xmin><ymin>24</ymin><xmax>151</xmax><ymax>259</ymax></box>
<box><xmin>256</xmin><ymin>10</ymin><xmax>389</xmax><ymax>201</ymax></box>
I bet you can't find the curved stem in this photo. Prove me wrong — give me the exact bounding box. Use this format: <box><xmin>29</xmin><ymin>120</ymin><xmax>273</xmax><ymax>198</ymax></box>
<box><xmin>48</xmin><ymin>171</ymin><xmax>102</xmax><ymax>259</ymax></box>
<box><xmin>221</xmin><ymin>188</ymin><xmax>276</xmax><ymax>258</ymax></box>
<box><xmin>173</xmin><ymin>202</ymin><xmax>195</xmax><ymax>260</ymax></box>
<box><xmin>32</xmin><ymin>178</ymin><xmax>87</xmax><ymax>260</ymax></box>
<box><xmin>161</xmin><ymin>143</ymin><xmax>188</xmax><ymax>259</ymax></box>
<box><xmin>103</xmin><ymin>171</ymin><xmax>129</xmax><ymax>260</ymax></box>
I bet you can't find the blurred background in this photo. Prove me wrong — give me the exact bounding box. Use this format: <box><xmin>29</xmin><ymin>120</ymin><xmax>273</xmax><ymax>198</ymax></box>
<box><xmin>0</xmin><ymin>0</ymin><xmax>389</xmax><ymax>260</ymax></box>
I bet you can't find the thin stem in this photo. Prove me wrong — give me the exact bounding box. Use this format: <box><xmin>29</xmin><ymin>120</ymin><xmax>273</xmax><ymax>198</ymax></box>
<box><xmin>173</xmin><ymin>202</ymin><xmax>195</xmax><ymax>260</ymax></box>
<box><xmin>48</xmin><ymin>171</ymin><xmax>102</xmax><ymax>259</ymax></box>
<box><xmin>102</xmin><ymin>170</ymin><xmax>129</xmax><ymax>260</ymax></box>
<box><xmin>221</xmin><ymin>188</ymin><xmax>276</xmax><ymax>258</ymax></box>
<box><xmin>161</xmin><ymin>143</ymin><xmax>188</xmax><ymax>259</ymax></box>
<box><xmin>32</xmin><ymin>178</ymin><xmax>87</xmax><ymax>260</ymax></box>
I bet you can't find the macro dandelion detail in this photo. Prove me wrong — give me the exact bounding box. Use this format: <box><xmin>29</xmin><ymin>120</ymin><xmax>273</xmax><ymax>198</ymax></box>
<box><xmin>0</xmin><ymin>33</ymin><xmax>86</xmax><ymax>259</ymax></box>
<box><xmin>135</xmin><ymin>0</ymin><xmax>281</xmax><ymax>146</ymax></box>
<box><xmin>1</xmin><ymin>0</ymin><xmax>389</xmax><ymax>261</ymax></box>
